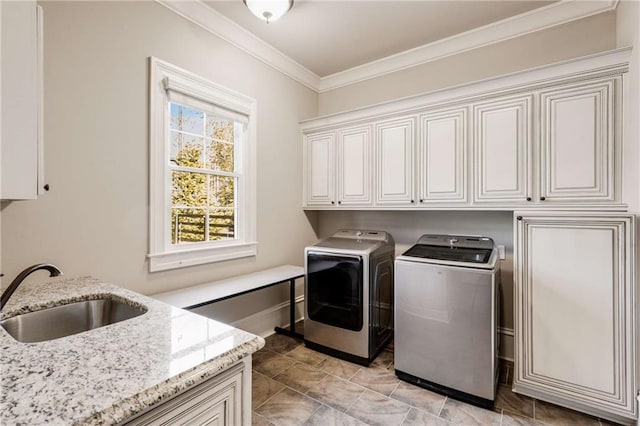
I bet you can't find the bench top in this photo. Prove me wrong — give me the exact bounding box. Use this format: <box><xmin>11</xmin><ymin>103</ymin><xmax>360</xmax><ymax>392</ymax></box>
<box><xmin>151</xmin><ymin>264</ymin><xmax>304</xmax><ymax>309</ymax></box>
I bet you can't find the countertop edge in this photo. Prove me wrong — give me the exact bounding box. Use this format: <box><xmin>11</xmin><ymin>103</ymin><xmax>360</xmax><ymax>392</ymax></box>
<box><xmin>85</xmin><ymin>336</ymin><xmax>264</xmax><ymax>425</ymax></box>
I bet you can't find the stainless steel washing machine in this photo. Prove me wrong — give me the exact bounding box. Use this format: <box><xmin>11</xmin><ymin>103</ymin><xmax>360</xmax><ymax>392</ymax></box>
<box><xmin>304</xmin><ymin>230</ymin><xmax>395</xmax><ymax>365</ymax></box>
<box><xmin>394</xmin><ymin>234</ymin><xmax>500</xmax><ymax>408</ymax></box>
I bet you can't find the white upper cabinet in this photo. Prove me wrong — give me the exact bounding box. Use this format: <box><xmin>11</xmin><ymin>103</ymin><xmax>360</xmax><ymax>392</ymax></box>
<box><xmin>1</xmin><ymin>1</ymin><xmax>44</xmax><ymax>200</ymax></box>
<box><xmin>300</xmin><ymin>48</ymin><xmax>629</xmax><ymax>210</ymax></box>
<box><xmin>375</xmin><ymin>116</ymin><xmax>415</xmax><ymax>206</ymax></box>
<box><xmin>337</xmin><ymin>125</ymin><xmax>372</xmax><ymax>206</ymax></box>
<box><xmin>418</xmin><ymin>108</ymin><xmax>467</xmax><ymax>204</ymax></box>
<box><xmin>303</xmin><ymin>125</ymin><xmax>373</xmax><ymax>207</ymax></box>
<box><xmin>304</xmin><ymin>131</ymin><xmax>335</xmax><ymax>206</ymax></box>
<box><xmin>538</xmin><ymin>78</ymin><xmax>620</xmax><ymax>204</ymax></box>
<box><xmin>473</xmin><ymin>96</ymin><xmax>532</xmax><ymax>204</ymax></box>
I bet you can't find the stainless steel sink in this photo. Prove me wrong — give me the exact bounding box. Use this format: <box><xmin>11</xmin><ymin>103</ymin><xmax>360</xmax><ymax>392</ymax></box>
<box><xmin>0</xmin><ymin>298</ymin><xmax>147</xmax><ymax>343</ymax></box>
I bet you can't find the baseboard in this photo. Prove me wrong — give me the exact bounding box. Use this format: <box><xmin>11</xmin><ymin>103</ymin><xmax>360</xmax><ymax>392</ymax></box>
<box><xmin>498</xmin><ymin>327</ymin><xmax>515</xmax><ymax>362</ymax></box>
<box><xmin>231</xmin><ymin>294</ymin><xmax>305</xmax><ymax>338</ymax></box>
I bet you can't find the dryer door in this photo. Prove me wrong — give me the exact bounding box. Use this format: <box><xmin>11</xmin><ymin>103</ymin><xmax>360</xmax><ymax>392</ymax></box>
<box><xmin>306</xmin><ymin>251</ymin><xmax>363</xmax><ymax>331</ymax></box>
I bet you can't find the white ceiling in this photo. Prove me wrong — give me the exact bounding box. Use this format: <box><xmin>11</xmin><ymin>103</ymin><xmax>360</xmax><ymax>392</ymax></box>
<box><xmin>160</xmin><ymin>0</ymin><xmax>617</xmax><ymax>92</ymax></box>
<box><xmin>204</xmin><ymin>0</ymin><xmax>557</xmax><ymax>77</ymax></box>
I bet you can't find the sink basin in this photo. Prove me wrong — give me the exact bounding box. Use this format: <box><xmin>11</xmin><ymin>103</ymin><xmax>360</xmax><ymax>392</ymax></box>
<box><xmin>0</xmin><ymin>298</ymin><xmax>147</xmax><ymax>343</ymax></box>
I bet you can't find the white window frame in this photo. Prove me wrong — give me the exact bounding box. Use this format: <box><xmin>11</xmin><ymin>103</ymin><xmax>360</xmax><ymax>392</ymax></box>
<box><xmin>148</xmin><ymin>57</ymin><xmax>257</xmax><ymax>272</ymax></box>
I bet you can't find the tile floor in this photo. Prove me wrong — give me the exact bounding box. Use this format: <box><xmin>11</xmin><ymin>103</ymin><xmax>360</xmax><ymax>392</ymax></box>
<box><xmin>252</xmin><ymin>325</ymin><xmax>621</xmax><ymax>426</ymax></box>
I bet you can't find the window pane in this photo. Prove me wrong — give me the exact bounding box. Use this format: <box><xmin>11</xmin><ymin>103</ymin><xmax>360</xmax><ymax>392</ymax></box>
<box><xmin>172</xmin><ymin>171</ymin><xmax>207</xmax><ymax>208</ymax></box>
<box><xmin>209</xmin><ymin>176</ymin><xmax>235</xmax><ymax>208</ymax></box>
<box><xmin>208</xmin><ymin>208</ymin><xmax>235</xmax><ymax>241</ymax></box>
<box><xmin>206</xmin><ymin>117</ymin><xmax>234</xmax><ymax>143</ymax></box>
<box><xmin>171</xmin><ymin>133</ymin><xmax>205</xmax><ymax>168</ymax></box>
<box><xmin>170</xmin><ymin>103</ymin><xmax>204</xmax><ymax>135</ymax></box>
<box><xmin>172</xmin><ymin>207</ymin><xmax>206</xmax><ymax>244</ymax></box>
<box><xmin>207</xmin><ymin>140</ymin><xmax>234</xmax><ymax>172</ymax></box>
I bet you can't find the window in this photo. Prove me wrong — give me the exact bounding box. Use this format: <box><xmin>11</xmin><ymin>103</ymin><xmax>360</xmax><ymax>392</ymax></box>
<box><xmin>148</xmin><ymin>58</ymin><xmax>257</xmax><ymax>272</ymax></box>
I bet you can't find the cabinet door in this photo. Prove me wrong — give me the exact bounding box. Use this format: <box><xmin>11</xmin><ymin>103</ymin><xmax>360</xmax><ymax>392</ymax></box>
<box><xmin>304</xmin><ymin>131</ymin><xmax>335</xmax><ymax>207</ymax></box>
<box><xmin>375</xmin><ymin>116</ymin><xmax>415</xmax><ymax>205</ymax></box>
<box><xmin>539</xmin><ymin>78</ymin><xmax>619</xmax><ymax>203</ymax></box>
<box><xmin>125</xmin><ymin>361</ymin><xmax>247</xmax><ymax>425</ymax></box>
<box><xmin>418</xmin><ymin>108</ymin><xmax>467</xmax><ymax>204</ymax></box>
<box><xmin>473</xmin><ymin>96</ymin><xmax>532</xmax><ymax>204</ymax></box>
<box><xmin>514</xmin><ymin>213</ymin><xmax>636</xmax><ymax>424</ymax></box>
<box><xmin>337</xmin><ymin>125</ymin><xmax>372</xmax><ymax>206</ymax></box>
<box><xmin>1</xmin><ymin>1</ymin><xmax>40</xmax><ymax>200</ymax></box>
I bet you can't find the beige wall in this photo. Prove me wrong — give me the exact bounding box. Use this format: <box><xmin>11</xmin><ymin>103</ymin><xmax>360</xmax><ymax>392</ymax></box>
<box><xmin>318</xmin><ymin>11</ymin><xmax>617</xmax><ymax>116</ymax></box>
<box><xmin>0</xmin><ymin>1</ymin><xmax>319</xmax><ymax>323</ymax></box>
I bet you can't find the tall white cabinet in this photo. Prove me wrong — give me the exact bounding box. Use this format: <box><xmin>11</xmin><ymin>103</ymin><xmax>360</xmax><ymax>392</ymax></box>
<box><xmin>514</xmin><ymin>212</ymin><xmax>636</xmax><ymax>424</ymax></box>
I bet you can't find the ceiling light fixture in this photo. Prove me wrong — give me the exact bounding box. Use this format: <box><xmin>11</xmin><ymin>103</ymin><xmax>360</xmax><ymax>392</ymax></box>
<box><xmin>243</xmin><ymin>0</ymin><xmax>293</xmax><ymax>24</ymax></box>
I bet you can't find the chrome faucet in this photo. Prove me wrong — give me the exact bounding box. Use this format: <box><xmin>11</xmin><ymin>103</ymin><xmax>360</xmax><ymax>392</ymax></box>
<box><xmin>0</xmin><ymin>264</ymin><xmax>63</xmax><ymax>310</ymax></box>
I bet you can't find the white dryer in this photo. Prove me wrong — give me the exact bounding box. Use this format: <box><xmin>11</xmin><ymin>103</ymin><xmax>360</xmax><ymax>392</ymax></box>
<box><xmin>304</xmin><ymin>230</ymin><xmax>395</xmax><ymax>365</ymax></box>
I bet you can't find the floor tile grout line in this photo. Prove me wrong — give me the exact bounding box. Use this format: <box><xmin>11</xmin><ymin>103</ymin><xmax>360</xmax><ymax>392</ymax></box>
<box><xmin>436</xmin><ymin>396</ymin><xmax>448</xmax><ymax>418</ymax></box>
<box><xmin>344</xmin><ymin>389</ymin><xmax>366</xmax><ymax>417</ymax></box>
<box><xmin>252</xmin><ymin>385</ymin><xmax>286</xmax><ymax>412</ymax></box>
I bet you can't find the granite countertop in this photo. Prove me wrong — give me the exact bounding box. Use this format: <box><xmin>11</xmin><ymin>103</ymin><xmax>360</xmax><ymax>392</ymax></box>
<box><xmin>0</xmin><ymin>276</ymin><xmax>265</xmax><ymax>425</ymax></box>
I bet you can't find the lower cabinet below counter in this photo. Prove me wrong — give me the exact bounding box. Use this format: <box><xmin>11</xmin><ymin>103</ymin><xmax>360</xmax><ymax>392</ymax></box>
<box><xmin>122</xmin><ymin>358</ymin><xmax>250</xmax><ymax>426</ymax></box>
<box><xmin>513</xmin><ymin>212</ymin><xmax>637</xmax><ymax>424</ymax></box>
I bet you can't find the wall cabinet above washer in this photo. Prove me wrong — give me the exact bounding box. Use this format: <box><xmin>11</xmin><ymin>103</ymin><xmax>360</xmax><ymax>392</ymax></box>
<box><xmin>418</xmin><ymin>107</ymin><xmax>468</xmax><ymax>205</ymax></box>
<box><xmin>300</xmin><ymin>48</ymin><xmax>630</xmax><ymax>211</ymax></box>
<box><xmin>375</xmin><ymin>116</ymin><xmax>415</xmax><ymax>206</ymax></box>
<box><xmin>304</xmin><ymin>125</ymin><xmax>374</xmax><ymax>208</ymax></box>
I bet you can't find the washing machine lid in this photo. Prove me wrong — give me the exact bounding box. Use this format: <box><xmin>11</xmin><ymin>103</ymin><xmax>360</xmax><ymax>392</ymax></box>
<box><xmin>310</xmin><ymin>230</ymin><xmax>392</xmax><ymax>253</ymax></box>
<box><xmin>397</xmin><ymin>234</ymin><xmax>497</xmax><ymax>269</ymax></box>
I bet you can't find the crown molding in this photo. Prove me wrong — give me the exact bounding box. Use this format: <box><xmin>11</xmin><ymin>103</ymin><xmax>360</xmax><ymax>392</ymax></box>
<box><xmin>157</xmin><ymin>0</ymin><xmax>618</xmax><ymax>94</ymax></box>
<box><xmin>155</xmin><ymin>0</ymin><xmax>321</xmax><ymax>92</ymax></box>
<box><xmin>318</xmin><ymin>0</ymin><xmax>619</xmax><ymax>92</ymax></box>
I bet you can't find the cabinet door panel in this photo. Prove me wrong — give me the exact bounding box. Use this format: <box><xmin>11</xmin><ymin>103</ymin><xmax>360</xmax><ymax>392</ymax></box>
<box><xmin>338</xmin><ymin>125</ymin><xmax>372</xmax><ymax>206</ymax></box>
<box><xmin>304</xmin><ymin>132</ymin><xmax>335</xmax><ymax>206</ymax></box>
<box><xmin>418</xmin><ymin>109</ymin><xmax>466</xmax><ymax>203</ymax></box>
<box><xmin>125</xmin><ymin>362</ymin><xmax>245</xmax><ymax>425</ymax></box>
<box><xmin>375</xmin><ymin>117</ymin><xmax>415</xmax><ymax>205</ymax></box>
<box><xmin>539</xmin><ymin>79</ymin><xmax>617</xmax><ymax>202</ymax></box>
<box><xmin>514</xmin><ymin>214</ymin><xmax>636</xmax><ymax>423</ymax></box>
<box><xmin>474</xmin><ymin>96</ymin><xmax>532</xmax><ymax>204</ymax></box>
<box><xmin>1</xmin><ymin>0</ymin><xmax>39</xmax><ymax>200</ymax></box>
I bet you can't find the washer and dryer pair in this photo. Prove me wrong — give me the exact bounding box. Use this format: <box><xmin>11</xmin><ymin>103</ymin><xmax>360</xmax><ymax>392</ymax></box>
<box><xmin>304</xmin><ymin>230</ymin><xmax>500</xmax><ymax>407</ymax></box>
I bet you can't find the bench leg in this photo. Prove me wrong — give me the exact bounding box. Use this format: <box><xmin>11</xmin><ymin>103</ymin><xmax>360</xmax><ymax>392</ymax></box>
<box><xmin>274</xmin><ymin>278</ymin><xmax>304</xmax><ymax>339</ymax></box>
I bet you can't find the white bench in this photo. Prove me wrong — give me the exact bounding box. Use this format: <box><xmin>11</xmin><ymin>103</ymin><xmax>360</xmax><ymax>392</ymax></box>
<box><xmin>152</xmin><ymin>265</ymin><xmax>304</xmax><ymax>338</ymax></box>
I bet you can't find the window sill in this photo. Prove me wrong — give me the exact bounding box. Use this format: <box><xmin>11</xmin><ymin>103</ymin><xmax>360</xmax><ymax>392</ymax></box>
<box><xmin>147</xmin><ymin>241</ymin><xmax>258</xmax><ymax>272</ymax></box>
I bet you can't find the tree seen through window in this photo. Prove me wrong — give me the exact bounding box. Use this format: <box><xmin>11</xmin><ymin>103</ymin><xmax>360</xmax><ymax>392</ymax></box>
<box><xmin>169</xmin><ymin>102</ymin><xmax>238</xmax><ymax>244</ymax></box>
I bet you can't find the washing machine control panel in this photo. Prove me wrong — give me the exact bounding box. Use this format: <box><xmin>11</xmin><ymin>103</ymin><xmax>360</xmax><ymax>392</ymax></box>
<box><xmin>333</xmin><ymin>229</ymin><xmax>389</xmax><ymax>241</ymax></box>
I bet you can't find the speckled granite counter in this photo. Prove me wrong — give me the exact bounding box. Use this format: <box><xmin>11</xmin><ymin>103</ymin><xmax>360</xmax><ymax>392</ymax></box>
<box><xmin>0</xmin><ymin>276</ymin><xmax>265</xmax><ymax>425</ymax></box>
